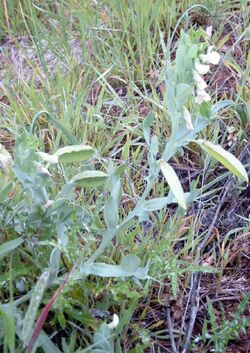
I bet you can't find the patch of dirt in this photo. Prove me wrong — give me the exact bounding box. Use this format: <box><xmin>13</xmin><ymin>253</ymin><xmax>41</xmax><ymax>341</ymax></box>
<box><xmin>200</xmin><ymin>182</ymin><xmax>250</xmax><ymax>236</ymax></box>
<box><xmin>0</xmin><ymin>35</ymin><xmax>85</xmax><ymax>85</ymax></box>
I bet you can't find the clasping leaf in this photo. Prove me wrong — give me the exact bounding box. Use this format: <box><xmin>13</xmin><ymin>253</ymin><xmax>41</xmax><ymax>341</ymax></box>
<box><xmin>55</xmin><ymin>145</ymin><xmax>95</xmax><ymax>163</ymax></box>
<box><xmin>159</xmin><ymin>160</ymin><xmax>186</xmax><ymax>210</ymax></box>
<box><xmin>73</xmin><ymin>171</ymin><xmax>108</xmax><ymax>188</ymax></box>
<box><xmin>197</xmin><ymin>140</ymin><xmax>248</xmax><ymax>182</ymax></box>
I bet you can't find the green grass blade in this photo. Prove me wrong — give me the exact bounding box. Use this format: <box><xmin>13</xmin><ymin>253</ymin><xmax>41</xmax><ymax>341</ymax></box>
<box><xmin>30</xmin><ymin>110</ymin><xmax>79</xmax><ymax>145</ymax></box>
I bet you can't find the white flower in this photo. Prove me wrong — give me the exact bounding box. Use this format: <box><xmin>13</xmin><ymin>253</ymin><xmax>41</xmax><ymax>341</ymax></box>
<box><xmin>194</xmin><ymin>60</ymin><xmax>210</xmax><ymax>75</ymax></box>
<box><xmin>44</xmin><ymin>200</ymin><xmax>54</xmax><ymax>208</ymax></box>
<box><xmin>0</xmin><ymin>144</ymin><xmax>13</xmax><ymax>172</ymax></box>
<box><xmin>205</xmin><ymin>26</ymin><xmax>213</xmax><ymax>38</ymax></box>
<box><xmin>200</xmin><ymin>46</ymin><xmax>220</xmax><ymax>65</ymax></box>
<box><xmin>108</xmin><ymin>314</ymin><xmax>119</xmax><ymax>329</ymax></box>
<box><xmin>183</xmin><ymin>107</ymin><xmax>194</xmax><ymax>131</ymax></box>
<box><xmin>0</xmin><ymin>154</ymin><xmax>12</xmax><ymax>172</ymax></box>
<box><xmin>38</xmin><ymin>152</ymin><xmax>59</xmax><ymax>164</ymax></box>
<box><xmin>193</xmin><ymin>70</ymin><xmax>207</xmax><ymax>90</ymax></box>
<box><xmin>195</xmin><ymin>89</ymin><xmax>211</xmax><ymax>104</ymax></box>
<box><xmin>36</xmin><ymin>164</ymin><xmax>51</xmax><ymax>176</ymax></box>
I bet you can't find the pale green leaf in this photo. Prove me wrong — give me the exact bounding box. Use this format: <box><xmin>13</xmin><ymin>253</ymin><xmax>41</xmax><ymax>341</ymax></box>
<box><xmin>92</xmin><ymin>323</ymin><xmax>113</xmax><ymax>353</ymax></box>
<box><xmin>212</xmin><ymin>99</ymin><xmax>235</xmax><ymax>115</ymax></box>
<box><xmin>82</xmin><ymin>263</ymin><xmax>128</xmax><ymax>277</ymax></box>
<box><xmin>198</xmin><ymin>140</ymin><xmax>248</xmax><ymax>182</ymax></box>
<box><xmin>142</xmin><ymin>197</ymin><xmax>171</xmax><ymax>211</ymax></box>
<box><xmin>187</xmin><ymin>44</ymin><xmax>198</xmax><ymax>58</ymax></box>
<box><xmin>121</xmin><ymin>255</ymin><xmax>141</xmax><ymax>272</ymax></box>
<box><xmin>159</xmin><ymin>160</ymin><xmax>186</xmax><ymax>210</ymax></box>
<box><xmin>82</xmin><ymin>259</ymin><xmax>148</xmax><ymax>280</ymax></box>
<box><xmin>0</xmin><ymin>305</ymin><xmax>15</xmax><ymax>352</ymax></box>
<box><xmin>104</xmin><ymin>197</ymin><xmax>118</xmax><ymax>229</ymax></box>
<box><xmin>73</xmin><ymin>171</ymin><xmax>108</xmax><ymax>188</ymax></box>
<box><xmin>176</xmin><ymin>83</ymin><xmax>192</xmax><ymax>101</ymax></box>
<box><xmin>143</xmin><ymin>112</ymin><xmax>154</xmax><ymax>145</ymax></box>
<box><xmin>37</xmin><ymin>331</ymin><xmax>62</xmax><ymax>353</ymax></box>
<box><xmin>0</xmin><ymin>238</ymin><xmax>23</xmax><ymax>260</ymax></box>
<box><xmin>22</xmin><ymin>270</ymin><xmax>50</xmax><ymax>345</ymax></box>
<box><xmin>55</xmin><ymin>145</ymin><xmax>95</xmax><ymax>163</ymax></box>
<box><xmin>0</xmin><ymin>182</ymin><xmax>13</xmax><ymax>203</ymax></box>
<box><xmin>150</xmin><ymin>135</ymin><xmax>159</xmax><ymax>156</ymax></box>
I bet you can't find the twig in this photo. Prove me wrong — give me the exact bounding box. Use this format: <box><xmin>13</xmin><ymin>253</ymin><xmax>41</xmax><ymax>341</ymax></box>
<box><xmin>166</xmin><ymin>306</ymin><xmax>178</xmax><ymax>353</ymax></box>
<box><xmin>198</xmin><ymin>180</ymin><xmax>232</xmax><ymax>253</ymax></box>
<box><xmin>177</xmin><ymin>276</ymin><xmax>193</xmax><ymax>350</ymax></box>
<box><xmin>181</xmin><ymin>273</ymin><xmax>201</xmax><ymax>353</ymax></box>
<box><xmin>177</xmin><ymin>158</ymin><xmax>208</xmax><ymax>352</ymax></box>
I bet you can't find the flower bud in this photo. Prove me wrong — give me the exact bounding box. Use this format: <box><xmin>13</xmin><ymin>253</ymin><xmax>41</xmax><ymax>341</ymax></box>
<box><xmin>0</xmin><ymin>144</ymin><xmax>13</xmax><ymax>173</ymax></box>
<box><xmin>193</xmin><ymin>70</ymin><xmax>207</xmax><ymax>90</ymax></box>
<box><xmin>36</xmin><ymin>163</ymin><xmax>51</xmax><ymax>176</ymax></box>
<box><xmin>194</xmin><ymin>60</ymin><xmax>210</xmax><ymax>75</ymax></box>
<box><xmin>183</xmin><ymin>107</ymin><xmax>194</xmax><ymax>131</ymax></box>
<box><xmin>38</xmin><ymin>152</ymin><xmax>59</xmax><ymax>164</ymax></box>
<box><xmin>200</xmin><ymin>46</ymin><xmax>220</xmax><ymax>65</ymax></box>
<box><xmin>108</xmin><ymin>314</ymin><xmax>119</xmax><ymax>329</ymax></box>
<box><xmin>195</xmin><ymin>89</ymin><xmax>211</xmax><ymax>104</ymax></box>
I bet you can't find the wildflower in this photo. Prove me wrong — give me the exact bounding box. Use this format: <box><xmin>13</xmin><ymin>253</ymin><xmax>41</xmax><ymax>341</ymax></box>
<box><xmin>44</xmin><ymin>200</ymin><xmax>54</xmax><ymax>208</ymax></box>
<box><xmin>193</xmin><ymin>45</ymin><xmax>220</xmax><ymax>105</ymax></box>
<box><xmin>194</xmin><ymin>60</ymin><xmax>210</xmax><ymax>75</ymax></box>
<box><xmin>193</xmin><ymin>70</ymin><xmax>207</xmax><ymax>90</ymax></box>
<box><xmin>108</xmin><ymin>314</ymin><xmax>119</xmax><ymax>329</ymax></box>
<box><xmin>195</xmin><ymin>89</ymin><xmax>211</xmax><ymax>104</ymax></box>
<box><xmin>36</xmin><ymin>163</ymin><xmax>51</xmax><ymax>176</ymax></box>
<box><xmin>183</xmin><ymin>107</ymin><xmax>194</xmax><ymax>131</ymax></box>
<box><xmin>38</xmin><ymin>152</ymin><xmax>59</xmax><ymax>164</ymax></box>
<box><xmin>205</xmin><ymin>26</ymin><xmax>213</xmax><ymax>38</ymax></box>
<box><xmin>0</xmin><ymin>144</ymin><xmax>13</xmax><ymax>172</ymax></box>
<box><xmin>200</xmin><ymin>46</ymin><xmax>220</xmax><ymax>65</ymax></box>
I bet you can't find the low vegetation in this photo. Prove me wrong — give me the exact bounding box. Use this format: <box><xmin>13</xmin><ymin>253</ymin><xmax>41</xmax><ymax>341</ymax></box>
<box><xmin>0</xmin><ymin>1</ymin><xmax>249</xmax><ymax>352</ymax></box>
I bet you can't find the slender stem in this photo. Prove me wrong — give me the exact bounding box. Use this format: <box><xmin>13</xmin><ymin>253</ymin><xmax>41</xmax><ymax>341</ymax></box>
<box><xmin>181</xmin><ymin>273</ymin><xmax>201</xmax><ymax>353</ymax></box>
<box><xmin>86</xmin><ymin>142</ymin><xmax>178</xmax><ymax>265</ymax></box>
<box><xmin>166</xmin><ymin>4</ymin><xmax>211</xmax><ymax>59</ymax></box>
<box><xmin>166</xmin><ymin>307</ymin><xmax>178</xmax><ymax>353</ymax></box>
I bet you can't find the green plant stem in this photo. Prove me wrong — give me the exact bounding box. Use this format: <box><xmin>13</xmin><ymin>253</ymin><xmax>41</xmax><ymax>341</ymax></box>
<box><xmin>166</xmin><ymin>4</ymin><xmax>211</xmax><ymax>59</ymax></box>
<box><xmin>87</xmin><ymin>140</ymin><xmax>178</xmax><ymax>265</ymax></box>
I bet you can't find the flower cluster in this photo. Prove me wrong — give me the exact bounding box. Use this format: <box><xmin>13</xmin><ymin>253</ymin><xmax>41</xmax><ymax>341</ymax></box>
<box><xmin>183</xmin><ymin>46</ymin><xmax>220</xmax><ymax>131</ymax></box>
<box><xmin>193</xmin><ymin>46</ymin><xmax>220</xmax><ymax>105</ymax></box>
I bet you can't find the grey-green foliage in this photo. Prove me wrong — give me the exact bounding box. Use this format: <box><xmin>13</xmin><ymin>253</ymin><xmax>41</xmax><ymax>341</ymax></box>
<box><xmin>104</xmin><ymin>162</ymin><xmax>123</xmax><ymax>229</ymax></box>
<box><xmin>22</xmin><ymin>270</ymin><xmax>50</xmax><ymax>345</ymax></box>
<box><xmin>82</xmin><ymin>254</ymin><xmax>149</xmax><ymax>280</ymax></box>
<box><xmin>91</xmin><ymin>323</ymin><xmax>114</xmax><ymax>353</ymax></box>
<box><xmin>0</xmin><ymin>27</ymin><xmax>249</xmax><ymax>352</ymax></box>
<box><xmin>0</xmin><ymin>304</ymin><xmax>15</xmax><ymax>353</ymax></box>
<box><xmin>0</xmin><ymin>238</ymin><xmax>23</xmax><ymax>261</ymax></box>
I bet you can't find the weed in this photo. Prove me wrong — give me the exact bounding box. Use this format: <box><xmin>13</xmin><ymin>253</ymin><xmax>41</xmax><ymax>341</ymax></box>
<box><xmin>0</xmin><ymin>1</ymin><xmax>249</xmax><ymax>353</ymax></box>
